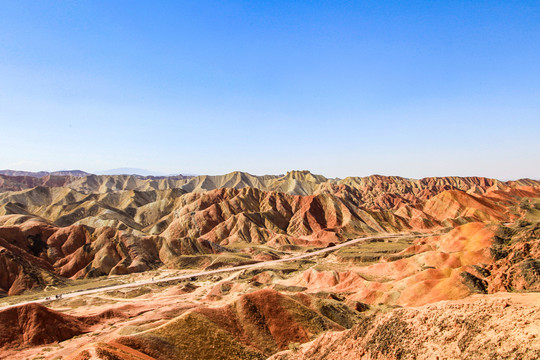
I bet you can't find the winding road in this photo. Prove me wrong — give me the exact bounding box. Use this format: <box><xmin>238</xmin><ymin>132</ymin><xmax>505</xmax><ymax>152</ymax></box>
<box><xmin>0</xmin><ymin>233</ymin><xmax>419</xmax><ymax>311</ymax></box>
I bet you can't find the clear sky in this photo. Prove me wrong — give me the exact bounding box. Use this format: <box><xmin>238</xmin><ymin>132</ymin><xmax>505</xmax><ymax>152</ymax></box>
<box><xmin>0</xmin><ymin>1</ymin><xmax>539</xmax><ymax>179</ymax></box>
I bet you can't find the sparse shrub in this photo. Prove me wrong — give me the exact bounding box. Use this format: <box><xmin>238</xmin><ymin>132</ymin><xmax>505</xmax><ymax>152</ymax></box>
<box><xmin>520</xmin><ymin>200</ymin><xmax>531</xmax><ymax>210</ymax></box>
<box><xmin>494</xmin><ymin>225</ymin><xmax>516</xmax><ymax>245</ymax></box>
<box><xmin>517</xmin><ymin>219</ymin><xmax>531</xmax><ymax>228</ymax></box>
<box><xmin>496</xmin><ymin>225</ymin><xmax>517</xmax><ymax>239</ymax></box>
<box><xmin>288</xmin><ymin>342</ymin><xmax>300</xmax><ymax>352</ymax></box>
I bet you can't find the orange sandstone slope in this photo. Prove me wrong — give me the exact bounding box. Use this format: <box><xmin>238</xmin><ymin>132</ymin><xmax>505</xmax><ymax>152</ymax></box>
<box><xmin>3</xmin><ymin>222</ymin><xmax>538</xmax><ymax>359</ymax></box>
<box><xmin>422</xmin><ymin>189</ymin><xmax>511</xmax><ymax>224</ymax></box>
<box><xmin>280</xmin><ymin>221</ymin><xmax>538</xmax><ymax>307</ymax></box>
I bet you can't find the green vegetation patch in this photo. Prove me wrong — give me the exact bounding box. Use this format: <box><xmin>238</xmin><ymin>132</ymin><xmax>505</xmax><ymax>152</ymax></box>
<box><xmin>334</xmin><ymin>238</ymin><xmax>413</xmax><ymax>265</ymax></box>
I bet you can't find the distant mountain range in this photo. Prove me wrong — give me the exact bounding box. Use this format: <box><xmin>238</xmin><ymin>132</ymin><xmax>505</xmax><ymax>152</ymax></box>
<box><xmin>0</xmin><ymin>169</ymin><xmax>91</xmax><ymax>178</ymax></box>
<box><xmin>0</xmin><ymin>168</ymin><xmax>194</xmax><ymax>178</ymax></box>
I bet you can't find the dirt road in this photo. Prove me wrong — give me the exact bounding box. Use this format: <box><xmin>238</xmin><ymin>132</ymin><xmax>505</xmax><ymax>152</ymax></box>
<box><xmin>0</xmin><ymin>233</ymin><xmax>418</xmax><ymax>311</ymax></box>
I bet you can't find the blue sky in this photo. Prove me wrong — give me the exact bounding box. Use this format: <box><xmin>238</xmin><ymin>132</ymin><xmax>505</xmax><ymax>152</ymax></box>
<box><xmin>0</xmin><ymin>1</ymin><xmax>539</xmax><ymax>179</ymax></box>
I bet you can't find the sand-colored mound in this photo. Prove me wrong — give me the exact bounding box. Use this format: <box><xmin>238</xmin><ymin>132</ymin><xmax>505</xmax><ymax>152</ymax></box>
<box><xmin>269</xmin><ymin>292</ymin><xmax>540</xmax><ymax>360</ymax></box>
<box><xmin>1</xmin><ymin>171</ymin><xmax>538</xmax><ymax>201</ymax></box>
<box><xmin>118</xmin><ymin>311</ymin><xmax>266</xmax><ymax>360</ymax></box>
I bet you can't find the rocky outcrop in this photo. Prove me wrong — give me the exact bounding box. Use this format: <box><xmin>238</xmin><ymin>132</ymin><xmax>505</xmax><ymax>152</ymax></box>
<box><xmin>469</xmin><ymin>222</ymin><xmax>540</xmax><ymax>293</ymax></box>
<box><xmin>269</xmin><ymin>293</ymin><xmax>540</xmax><ymax>360</ymax></box>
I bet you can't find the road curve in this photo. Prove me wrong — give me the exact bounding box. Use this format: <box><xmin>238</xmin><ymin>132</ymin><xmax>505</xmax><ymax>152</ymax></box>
<box><xmin>0</xmin><ymin>233</ymin><xmax>419</xmax><ymax>311</ymax></box>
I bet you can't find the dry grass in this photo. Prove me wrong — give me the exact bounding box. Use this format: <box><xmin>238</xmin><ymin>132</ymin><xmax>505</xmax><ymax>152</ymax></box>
<box><xmin>104</xmin><ymin>287</ymin><xmax>152</xmax><ymax>299</ymax></box>
<box><xmin>523</xmin><ymin>198</ymin><xmax>540</xmax><ymax>222</ymax></box>
<box><xmin>312</xmin><ymin>298</ymin><xmax>362</xmax><ymax>329</ymax></box>
<box><xmin>146</xmin><ymin>311</ymin><xmax>265</xmax><ymax>360</ymax></box>
<box><xmin>282</xmin><ymin>296</ymin><xmax>343</xmax><ymax>336</ymax></box>
<box><xmin>203</xmin><ymin>254</ymin><xmax>260</xmax><ymax>270</ymax></box>
<box><xmin>333</xmin><ymin>238</ymin><xmax>413</xmax><ymax>265</ymax></box>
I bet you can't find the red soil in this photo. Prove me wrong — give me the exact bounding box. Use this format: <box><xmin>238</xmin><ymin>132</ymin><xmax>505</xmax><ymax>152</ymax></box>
<box><xmin>0</xmin><ymin>303</ymin><xmax>126</xmax><ymax>350</ymax></box>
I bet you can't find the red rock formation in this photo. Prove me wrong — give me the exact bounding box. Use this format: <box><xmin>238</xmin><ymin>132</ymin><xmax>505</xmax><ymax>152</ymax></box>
<box><xmin>0</xmin><ymin>303</ymin><xmax>123</xmax><ymax>349</ymax></box>
<box><xmin>487</xmin><ymin>239</ymin><xmax>540</xmax><ymax>292</ymax></box>
<box><xmin>0</xmin><ymin>218</ymin><xmax>225</xmax><ymax>294</ymax></box>
<box><xmin>0</xmin><ymin>172</ymin><xmax>537</xmax><ymax>295</ymax></box>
